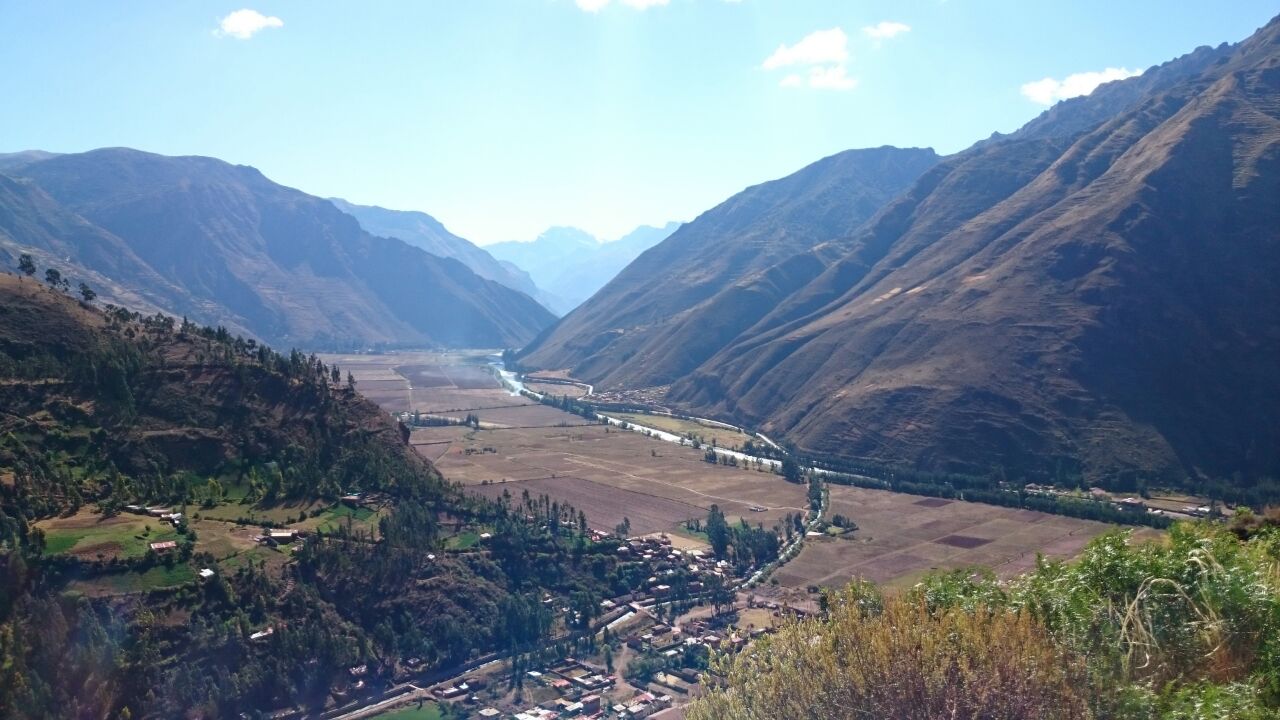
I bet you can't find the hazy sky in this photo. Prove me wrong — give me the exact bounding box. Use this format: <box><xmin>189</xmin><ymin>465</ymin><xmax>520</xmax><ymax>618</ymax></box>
<box><xmin>1</xmin><ymin>1</ymin><xmax>1275</xmax><ymax>244</ymax></box>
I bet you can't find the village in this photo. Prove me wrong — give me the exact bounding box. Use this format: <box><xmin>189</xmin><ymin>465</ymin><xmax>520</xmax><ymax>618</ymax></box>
<box><xmin>346</xmin><ymin>533</ymin><xmax>809</xmax><ymax>720</ymax></box>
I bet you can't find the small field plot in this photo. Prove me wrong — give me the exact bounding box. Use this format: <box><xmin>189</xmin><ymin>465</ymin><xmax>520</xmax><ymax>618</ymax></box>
<box><xmin>435</xmin><ymin>403</ymin><xmax>595</xmax><ymax>428</ymax></box>
<box><xmin>608</xmin><ymin>412</ymin><xmax>755</xmax><ymax>450</ymax></box>
<box><xmin>474</xmin><ymin>476</ymin><xmax>706</xmax><ymax>536</ymax></box>
<box><xmin>772</xmin><ymin>486</ymin><xmax>1110</xmax><ymax>590</ymax></box>
<box><xmin>526</xmin><ymin>381</ymin><xmax>589</xmax><ymax>398</ymax></box>
<box><xmin>37</xmin><ymin>510</ymin><xmax>181</xmax><ymax>560</ymax></box>
<box><xmin>68</xmin><ymin>563</ymin><xmax>198</xmax><ymax>597</ymax></box>
<box><xmin>355</xmin><ymin>380</ymin><xmax>411</xmax><ymax>413</ymax></box>
<box><xmin>411</xmin><ymin>387</ymin><xmax>532</xmax><ymax>412</ymax></box>
<box><xmin>444</xmin><ymin>424</ymin><xmax>807</xmax><ymax>536</ymax></box>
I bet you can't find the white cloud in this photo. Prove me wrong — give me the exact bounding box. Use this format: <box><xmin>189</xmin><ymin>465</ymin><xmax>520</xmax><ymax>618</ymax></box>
<box><xmin>215</xmin><ymin>9</ymin><xmax>283</xmax><ymax>39</ymax></box>
<box><xmin>762</xmin><ymin>27</ymin><xmax>855</xmax><ymax>91</ymax></box>
<box><xmin>762</xmin><ymin>27</ymin><xmax>848</xmax><ymax>69</ymax></box>
<box><xmin>862</xmin><ymin>21</ymin><xmax>910</xmax><ymax>39</ymax></box>
<box><xmin>1021</xmin><ymin>67</ymin><xmax>1143</xmax><ymax>105</ymax></box>
<box><xmin>807</xmin><ymin>64</ymin><xmax>857</xmax><ymax>90</ymax></box>
<box><xmin>576</xmin><ymin>0</ymin><xmax>610</xmax><ymax>11</ymax></box>
<box><xmin>620</xmin><ymin>0</ymin><xmax>670</xmax><ymax>7</ymax></box>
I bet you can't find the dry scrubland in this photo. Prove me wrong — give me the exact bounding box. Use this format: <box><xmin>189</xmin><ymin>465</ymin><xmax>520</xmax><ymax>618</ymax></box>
<box><xmin>335</xmin><ymin>352</ymin><xmax>1133</xmax><ymax>588</ymax></box>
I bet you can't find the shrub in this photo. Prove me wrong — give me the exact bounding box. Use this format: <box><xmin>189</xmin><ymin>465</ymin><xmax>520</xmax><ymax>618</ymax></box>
<box><xmin>688</xmin><ymin>585</ymin><xmax>1091</xmax><ymax>720</ymax></box>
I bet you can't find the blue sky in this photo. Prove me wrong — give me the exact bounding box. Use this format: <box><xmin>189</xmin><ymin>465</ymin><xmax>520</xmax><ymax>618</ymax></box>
<box><xmin>1</xmin><ymin>1</ymin><xmax>1275</xmax><ymax>244</ymax></box>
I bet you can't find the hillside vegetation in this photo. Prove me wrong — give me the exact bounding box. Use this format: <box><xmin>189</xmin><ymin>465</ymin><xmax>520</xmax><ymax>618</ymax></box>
<box><xmin>689</xmin><ymin>520</ymin><xmax>1280</xmax><ymax>719</ymax></box>
<box><xmin>0</xmin><ymin>274</ymin><xmax>644</xmax><ymax>718</ymax></box>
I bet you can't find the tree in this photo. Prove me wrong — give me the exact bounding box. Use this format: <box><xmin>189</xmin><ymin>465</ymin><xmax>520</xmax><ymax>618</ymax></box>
<box><xmin>331</xmin><ymin>365</ymin><xmax>341</xmax><ymax>384</ymax></box>
<box><xmin>347</xmin><ymin>371</ymin><xmax>357</xmax><ymax>390</ymax></box>
<box><xmin>17</xmin><ymin>253</ymin><xmax>35</xmax><ymax>278</ymax></box>
<box><xmin>78</xmin><ymin>282</ymin><xmax>97</xmax><ymax>303</ymax></box>
<box><xmin>781</xmin><ymin>457</ymin><xmax>803</xmax><ymax>483</ymax></box>
<box><xmin>707</xmin><ymin>573</ymin><xmax>734</xmax><ymax>617</ymax></box>
<box><xmin>808</xmin><ymin>476</ymin><xmax>823</xmax><ymax>514</ymax></box>
<box><xmin>706</xmin><ymin>505</ymin><xmax>730</xmax><ymax>559</ymax></box>
<box><xmin>44</xmin><ymin>267</ymin><xmax>62</xmax><ymax>288</ymax></box>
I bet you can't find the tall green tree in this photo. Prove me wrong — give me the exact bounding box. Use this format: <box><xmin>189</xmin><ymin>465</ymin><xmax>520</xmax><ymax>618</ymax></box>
<box><xmin>706</xmin><ymin>504</ymin><xmax>730</xmax><ymax>558</ymax></box>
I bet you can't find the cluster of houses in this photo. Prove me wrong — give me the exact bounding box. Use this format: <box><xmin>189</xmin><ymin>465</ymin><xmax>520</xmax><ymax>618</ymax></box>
<box><xmin>612</xmin><ymin>534</ymin><xmax>728</xmax><ymax>595</ymax></box>
<box><xmin>432</xmin><ymin>674</ymin><xmax>489</xmax><ymax>702</ymax></box>
<box><xmin>500</xmin><ymin>688</ymin><xmax>673</xmax><ymax>720</ymax></box>
<box><xmin>625</xmin><ymin>618</ymin><xmax>757</xmax><ymax>660</ymax></box>
<box><xmin>456</xmin><ymin>656</ymin><xmax>681</xmax><ymax>720</ymax></box>
<box><xmin>125</xmin><ymin>504</ymin><xmax>184</xmax><ymax>525</ymax></box>
<box><xmin>255</xmin><ymin>528</ymin><xmax>301</xmax><ymax>546</ymax></box>
<box><xmin>123</xmin><ymin>505</ymin><xmax>190</xmax><ymax>554</ymax></box>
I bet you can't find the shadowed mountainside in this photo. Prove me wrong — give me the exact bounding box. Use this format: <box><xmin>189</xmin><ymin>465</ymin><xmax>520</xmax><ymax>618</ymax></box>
<box><xmin>328</xmin><ymin>197</ymin><xmax>556</xmax><ymax>312</ymax></box>
<box><xmin>670</xmin><ymin>17</ymin><xmax>1280</xmax><ymax>485</ymax></box>
<box><xmin>1</xmin><ymin>148</ymin><xmax>555</xmax><ymax>349</ymax></box>
<box><xmin>522</xmin><ymin>16</ymin><xmax>1280</xmax><ymax>488</ymax></box>
<box><xmin>520</xmin><ymin>147</ymin><xmax>941</xmax><ymax>386</ymax></box>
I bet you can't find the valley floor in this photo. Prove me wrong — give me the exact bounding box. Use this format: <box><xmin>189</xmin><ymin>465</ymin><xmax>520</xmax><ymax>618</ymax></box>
<box><xmin>323</xmin><ymin>351</ymin><xmax>1123</xmax><ymax>591</ymax></box>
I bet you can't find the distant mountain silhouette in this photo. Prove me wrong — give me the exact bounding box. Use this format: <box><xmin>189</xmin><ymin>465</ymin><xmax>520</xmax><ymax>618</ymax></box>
<box><xmin>0</xmin><ymin>148</ymin><xmax>554</xmax><ymax>349</ymax></box>
<box><xmin>328</xmin><ymin>198</ymin><xmax>556</xmax><ymax>312</ymax></box>
<box><xmin>487</xmin><ymin>222</ymin><xmax>681</xmax><ymax>314</ymax></box>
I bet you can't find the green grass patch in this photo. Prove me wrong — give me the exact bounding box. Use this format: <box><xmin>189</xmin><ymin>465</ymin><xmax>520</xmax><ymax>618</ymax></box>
<box><xmin>72</xmin><ymin>563</ymin><xmax>196</xmax><ymax>595</ymax></box>
<box><xmin>326</xmin><ymin>504</ymin><xmax>374</xmax><ymax>522</ymax></box>
<box><xmin>200</xmin><ymin>499</ymin><xmax>320</xmax><ymax>525</ymax></box>
<box><xmin>40</xmin><ymin>516</ymin><xmax>181</xmax><ymax>559</ymax></box>
<box><xmin>43</xmin><ymin>529</ymin><xmax>91</xmax><ymax>555</ymax></box>
<box><xmin>446</xmin><ymin>531</ymin><xmax>480</xmax><ymax>550</ymax></box>
<box><xmin>673</xmin><ymin>526</ymin><xmax>711</xmax><ymax>545</ymax></box>
<box><xmin>302</xmin><ymin>503</ymin><xmax>380</xmax><ymax>533</ymax></box>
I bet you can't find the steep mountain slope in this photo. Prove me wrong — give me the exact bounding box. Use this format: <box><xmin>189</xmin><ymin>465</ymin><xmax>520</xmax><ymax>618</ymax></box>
<box><xmin>0</xmin><ymin>173</ymin><xmax>205</xmax><ymax>320</ymax></box>
<box><xmin>519</xmin><ymin>147</ymin><xmax>941</xmax><ymax>387</ymax></box>
<box><xmin>671</xmin><ymin>17</ymin><xmax>1280</xmax><ymax>485</ymax></box>
<box><xmin>0</xmin><ymin>275</ymin><xmax>623</xmax><ymax>718</ymax></box>
<box><xmin>487</xmin><ymin>222</ymin><xmax>681</xmax><ymax>313</ymax></box>
<box><xmin>0</xmin><ymin>272</ymin><xmax>428</xmax><ymax>496</ymax></box>
<box><xmin>328</xmin><ymin>197</ymin><xmax>551</xmax><ymax>307</ymax></box>
<box><xmin>977</xmin><ymin>41</ymin><xmax>1236</xmax><ymax>148</ymax></box>
<box><xmin>0</xmin><ymin>150</ymin><xmax>60</xmax><ymax>172</ymax></box>
<box><xmin>3</xmin><ymin>148</ymin><xmax>554</xmax><ymax>349</ymax></box>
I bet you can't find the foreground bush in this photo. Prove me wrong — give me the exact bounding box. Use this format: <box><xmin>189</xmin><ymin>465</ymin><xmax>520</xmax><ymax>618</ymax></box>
<box><xmin>687</xmin><ymin>522</ymin><xmax>1280</xmax><ymax>719</ymax></box>
<box><xmin>687</xmin><ymin>583</ymin><xmax>1092</xmax><ymax>720</ymax></box>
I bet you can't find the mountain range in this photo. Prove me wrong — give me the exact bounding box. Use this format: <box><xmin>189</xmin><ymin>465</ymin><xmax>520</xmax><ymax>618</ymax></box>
<box><xmin>0</xmin><ymin>148</ymin><xmax>555</xmax><ymax>349</ymax></box>
<box><xmin>487</xmin><ymin>222</ymin><xmax>681</xmax><ymax>314</ymax></box>
<box><xmin>520</xmin><ymin>16</ymin><xmax>1280</xmax><ymax>488</ymax></box>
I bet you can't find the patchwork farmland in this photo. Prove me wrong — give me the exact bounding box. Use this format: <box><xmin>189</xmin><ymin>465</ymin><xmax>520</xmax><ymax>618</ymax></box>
<box><xmin>772</xmin><ymin>485</ymin><xmax>1114</xmax><ymax>590</ymax></box>
<box><xmin>323</xmin><ymin>351</ymin><xmax>1136</xmax><ymax>588</ymax></box>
